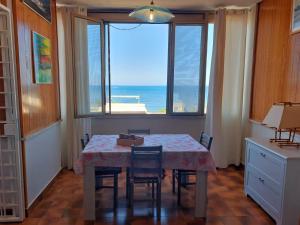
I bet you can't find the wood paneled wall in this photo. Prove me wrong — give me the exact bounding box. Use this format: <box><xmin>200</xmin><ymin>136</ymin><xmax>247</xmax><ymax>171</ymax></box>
<box><xmin>285</xmin><ymin>32</ymin><xmax>300</xmax><ymax>102</ymax></box>
<box><xmin>12</xmin><ymin>0</ymin><xmax>60</xmax><ymax>137</ymax></box>
<box><xmin>251</xmin><ymin>0</ymin><xmax>300</xmax><ymax>121</ymax></box>
<box><xmin>251</xmin><ymin>0</ymin><xmax>292</xmax><ymax>121</ymax></box>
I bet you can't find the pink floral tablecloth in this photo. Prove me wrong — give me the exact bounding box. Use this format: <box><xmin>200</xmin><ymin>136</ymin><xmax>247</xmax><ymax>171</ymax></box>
<box><xmin>75</xmin><ymin>134</ymin><xmax>216</xmax><ymax>174</ymax></box>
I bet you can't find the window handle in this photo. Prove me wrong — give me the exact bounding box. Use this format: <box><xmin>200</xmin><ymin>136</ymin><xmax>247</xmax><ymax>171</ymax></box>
<box><xmin>258</xmin><ymin>177</ymin><xmax>265</xmax><ymax>184</ymax></box>
<box><xmin>260</xmin><ymin>152</ymin><xmax>266</xmax><ymax>158</ymax></box>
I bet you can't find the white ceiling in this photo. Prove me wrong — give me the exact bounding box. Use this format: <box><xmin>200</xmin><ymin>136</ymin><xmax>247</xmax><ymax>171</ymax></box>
<box><xmin>57</xmin><ymin>0</ymin><xmax>260</xmax><ymax>11</ymax></box>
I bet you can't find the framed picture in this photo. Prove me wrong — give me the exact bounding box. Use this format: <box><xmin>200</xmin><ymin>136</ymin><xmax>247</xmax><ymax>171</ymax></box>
<box><xmin>32</xmin><ymin>32</ymin><xmax>52</xmax><ymax>84</ymax></box>
<box><xmin>23</xmin><ymin>0</ymin><xmax>51</xmax><ymax>23</ymax></box>
<box><xmin>292</xmin><ymin>0</ymin><xmax>300</xmax><ymax>33</ymax></box>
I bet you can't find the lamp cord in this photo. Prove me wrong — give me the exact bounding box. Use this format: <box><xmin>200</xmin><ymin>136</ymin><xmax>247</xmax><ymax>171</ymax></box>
<box><xmin>109</xmin><ymin>24</ymin><xmax>142</xmax><ymax>31</ymax></box>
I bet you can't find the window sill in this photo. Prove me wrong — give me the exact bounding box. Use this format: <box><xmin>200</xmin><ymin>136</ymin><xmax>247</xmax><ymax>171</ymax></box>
<box><xmin>77</xmin><ymin>114</ymin><xmax>206</xmax><ymax>120</ymax></box>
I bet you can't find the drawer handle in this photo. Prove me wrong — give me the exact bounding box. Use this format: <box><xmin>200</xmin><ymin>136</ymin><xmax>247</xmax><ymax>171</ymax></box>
<box><xmin>258</xmin><ymin>177</ymin><xmax>265</xmax><ymax>184</ymax></box>
<box><xmin>260</xmin><ymin>152</ymin><xmax>266</xmax><ymax>158</ymax></box>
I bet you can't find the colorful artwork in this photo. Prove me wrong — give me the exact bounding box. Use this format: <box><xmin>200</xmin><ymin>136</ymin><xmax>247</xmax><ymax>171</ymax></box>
<box><xmin>23</xmin><ymin>0</ymin><xmax>51</xmax><ymax>23</ymax></box>
<box><xmin>292</xmin><ymin>0</ymin><xmax>300</xmax><ymax>33</ymax></box>
<box><xmin>32</xmin><ymin>32</ymin><xmax>52</xmax><ymax>84</ymax></box>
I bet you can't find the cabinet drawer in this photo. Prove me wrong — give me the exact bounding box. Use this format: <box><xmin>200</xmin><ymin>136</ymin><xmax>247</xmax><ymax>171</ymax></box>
<box><xmin>246</xmin><ymin>166</ymin><xmax>282</xmax><ymax>215</ymax></box>
<box><xmin>247</xmin><ymin>143</ymin><xmax>285</xmax><ymax>184</ymax></box>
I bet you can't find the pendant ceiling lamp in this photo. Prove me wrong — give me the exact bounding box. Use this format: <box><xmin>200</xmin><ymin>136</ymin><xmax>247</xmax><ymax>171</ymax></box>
<box><xmin>129</xmin><ymin>1</ymin><xmax>175</xmax><ymax>23</ymax></box>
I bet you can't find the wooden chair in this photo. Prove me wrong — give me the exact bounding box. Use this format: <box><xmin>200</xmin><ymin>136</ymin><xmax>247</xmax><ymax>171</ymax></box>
<box><xmin>172</xmin><ymin>132</ymin><xmax>213</xmax><ymax>205</ymax></box>
<box><xmin>81</xmin><ymin>134</ymin><xmax>121</xmax><ymax>209</ymax></box>
<box><xmin>127</xmin><ymin>128</ymin><xmax>167</xmax><ymax>181</ymax></box>
<box><xmin>128</xmin><ymin>145</ymin><xmax>163</xmax><ymax>219</ymax></box>
<box><xmin>126</xmin><ymin>128</ymin><xmax>151</xmax><ymax>198</ymax></box>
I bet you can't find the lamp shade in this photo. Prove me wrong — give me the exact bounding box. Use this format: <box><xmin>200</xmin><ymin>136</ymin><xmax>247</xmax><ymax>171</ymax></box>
<box><xmin>129</xmin><ymin>4</ymin><xmax>175</xmax><ymax>23</ymax></box>
<box><xmin>262</xmin><ymin>103</ymin><xmax>300</xmax><ymax>129</ymax></box>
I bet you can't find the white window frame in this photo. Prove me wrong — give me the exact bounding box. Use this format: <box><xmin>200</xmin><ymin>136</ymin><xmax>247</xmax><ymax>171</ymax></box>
<box><xmin>72</xmin><ymin>13</ymin><xmax>210</xmax><ymax>118</ymax></box>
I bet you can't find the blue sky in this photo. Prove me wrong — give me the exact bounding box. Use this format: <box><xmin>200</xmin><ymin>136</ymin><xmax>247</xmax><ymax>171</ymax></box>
<box><xmin>87</xmin><ymin>23</ymin><xmax>214</xmax><ymax>86</ymax></box>
<box><xmin>109</xmin><ymin>23</ymin><xmax>169</xmax><ymax>86</ymax></box>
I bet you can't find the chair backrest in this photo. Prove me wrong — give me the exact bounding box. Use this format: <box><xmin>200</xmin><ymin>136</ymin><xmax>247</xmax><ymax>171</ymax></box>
<box><xmin>81</xmin><ymin>133</ymin><xmax>90</xmax><ymax>150</ymax></box>
<box><xmin>85</xmin><ymin>133</ymin><xmax>90</xmax><ymax>142</ymax></box>
<box><xmin>200</xmin><ymin>132</ymin><xmax>213</xmax><ymax>151</ymax></box>
<box><xmin>128</xmin><ymin>129</ymin><xmax>150</xmax><ymax>135</ymax></box>
<box><xmin>130</xmin><ymin>145</ymin><xmax>162</xmax><ymax>178</ymax></box>
<box><xmin>81</xmin><ymin>139</ymin><xmax>86</xmax><ymax>150</ymax></box>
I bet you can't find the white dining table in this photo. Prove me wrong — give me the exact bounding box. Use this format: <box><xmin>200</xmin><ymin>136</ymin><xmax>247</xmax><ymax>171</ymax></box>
<box><xmin>79</xmin><ymin>134</ymin><xmax>216</xmax><ymax>220</ymax></box>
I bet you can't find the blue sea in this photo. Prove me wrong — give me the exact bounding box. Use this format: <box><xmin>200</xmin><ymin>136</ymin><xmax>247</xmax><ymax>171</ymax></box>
<box><xmin>89</xmin><ymin>85</ymin><xmax>208</xmax><ymax>113</ymax></box>
<box><xmin>110</xmin><ymin>85</ymin><xmax>167</xmax><ymax>112</ymax></box>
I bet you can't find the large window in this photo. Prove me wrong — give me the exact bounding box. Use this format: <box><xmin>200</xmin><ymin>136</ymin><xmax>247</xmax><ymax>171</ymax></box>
<box><xmin>106</xmin><ymin>23</ymin><xmax>169</xmax><ymax>114</ymax></box>
<box><xmin>73</xmin><ymin>15</ymin><xmax>214</xmax><ymax>117</ymax></box>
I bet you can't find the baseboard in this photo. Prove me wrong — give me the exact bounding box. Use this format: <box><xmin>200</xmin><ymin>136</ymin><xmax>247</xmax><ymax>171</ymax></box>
<box><xmin>26</xmin><ymin>168</ymin><xmax>63</xmax><ymax>215</ymax></box>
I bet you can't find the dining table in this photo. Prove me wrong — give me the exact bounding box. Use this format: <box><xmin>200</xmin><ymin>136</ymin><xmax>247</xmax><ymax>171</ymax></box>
<box><xmin>78</xmin><ymin>134</ymin><xmax>216</xmax><ymax>221</ymax></box>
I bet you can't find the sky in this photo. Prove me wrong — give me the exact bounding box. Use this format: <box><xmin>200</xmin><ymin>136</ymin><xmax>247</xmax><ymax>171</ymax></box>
<box><xmin>109</xmin><ymin>23</ymin><xmax>169</xmax><ymax>86</ymax></box>
<box><xmin>87</xmin><ymin>23</ymin><xmax>214</xmax><ymax>86</ymax></box>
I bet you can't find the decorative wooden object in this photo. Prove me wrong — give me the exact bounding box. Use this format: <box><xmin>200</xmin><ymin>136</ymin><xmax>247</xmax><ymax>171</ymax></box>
<box><xmin>117</xmin><ymin>134</ymin><xmax>144</xmax><ymax>147</ymax></box>
<box><xmin>262</xmin><ymin>102</ymin><xmax>300</xmax><ymax>148</ymax></box>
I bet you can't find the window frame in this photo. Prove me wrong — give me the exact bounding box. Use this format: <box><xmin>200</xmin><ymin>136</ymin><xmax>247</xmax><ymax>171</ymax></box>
<box><xmin>168</xmin><ymin>22</ymin><xmax>208</xmax><ymax>116</ymax></box>
<box><xmin>104</xmin><ymin>21</ymin><xmax>171</xmax><ymax>115</ymax></box>
<box><xmin>71</xmin><ymin>14</ymin><xmax>106</xmax><ymax>118</ymax></box>
<box><xmin>72</xmin><ymin>14</ymin><xmax>210</xmax><ymax>118</ymax></box>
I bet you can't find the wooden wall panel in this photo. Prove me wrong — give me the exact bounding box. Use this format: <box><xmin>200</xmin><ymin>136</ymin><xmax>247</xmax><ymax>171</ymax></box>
<box><xmin>12</xmin><ymin>0</ymin><xmax>60</xmax><ymax>137</ymax></box>
<box><xmin>251</xmin><ymin>0</ymin><xmax>292</xmax><ymax>121</ymax></box>
<box><xmin>285</xmin><ymin>32</ymin><xmax>300</xmax><ymax>102</ymax></box>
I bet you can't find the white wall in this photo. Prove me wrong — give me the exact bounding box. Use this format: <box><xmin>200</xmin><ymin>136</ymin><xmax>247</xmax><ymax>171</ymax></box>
<box><xmin>92</xmin><ymin>116</ymin><xmax>205</xmax><ymax>139</ymax></box>
<box><xmin>24</xmin><ymin>122</ymin><xmax>62</xmax><ymax>208</ymax></box>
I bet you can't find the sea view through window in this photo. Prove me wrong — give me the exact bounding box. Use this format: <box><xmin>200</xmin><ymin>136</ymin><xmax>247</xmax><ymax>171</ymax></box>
<box><xmin>84</xmin><ymin>21</ymin><xmax>214</xmax><ymax>116</ymax></box>
<box><xmin>107</xmin><ymin>23</ymin><xmax>168</xmax><ymax>114</ymax></box>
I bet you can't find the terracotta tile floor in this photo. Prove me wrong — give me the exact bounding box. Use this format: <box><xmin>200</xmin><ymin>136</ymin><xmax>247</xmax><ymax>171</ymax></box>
<box><xmin>8</xmin><ymin>167</ymin><xmax>275</xmax><ymax>225</ymax></box>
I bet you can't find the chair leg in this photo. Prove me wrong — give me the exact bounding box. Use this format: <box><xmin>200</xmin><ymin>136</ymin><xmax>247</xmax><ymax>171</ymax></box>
<box><xmin>129</xmin><ymin>182</ymin><xmax>134</xmax><ymax>217</ymax></box>
<box><xmin>152</xmin><ymin>181</ymin><xmax>155</xmax><ymax>200</ymax></box>
<box><xmin>162</xmin><ymin>169</ymin><xmax>166</xmax><ymax>179</ymax></box>
<box><xmin>177</xmin><ymin>171</ymin><xmax>181</xmax><ymax>206</ymax></box>
<box><xmin>182</xmin><ymin>174</ymin><xmax>187</xmax><ymax>188</ymax></box>
<box><xmin>126</xmin><ymin>168</ymin><xmax>129</xmax><ymax>199</ymax></box>
<box><xmin>172</xmin><ymin>169</ymin><xmax>176</xmax><ymax>194</ymax></box>
<box><xmin>113</xmin><ymin>173</ymin><xmax>118</xmax><ymax>210</ymax></box>
<box><xmin>157</xmin><ymin>181</ymin><xmax>161</xmax><ymax>220</ymax></box>
<box><xmin>95</xmin><ymin>176</ymin><xmax>102</xmax><ymax>190</ymax></box>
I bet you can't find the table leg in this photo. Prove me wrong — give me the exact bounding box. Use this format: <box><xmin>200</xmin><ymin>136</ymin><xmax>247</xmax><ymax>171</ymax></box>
<box><xmin>84</xmin><ymin>165</ymin><xmax>95</xmax><ymax>221</ymax></box>
<box><xmin>195</xmin><ymin>170</ymin><xmax>208</xmax><ymax>218</ymax></box>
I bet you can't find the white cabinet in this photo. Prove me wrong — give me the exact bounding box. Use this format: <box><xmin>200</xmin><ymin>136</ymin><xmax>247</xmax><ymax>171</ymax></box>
<box><xmin>245</xmin><ymin>138</ymin><xmax>300</xmax><ymax>225</ymax></box>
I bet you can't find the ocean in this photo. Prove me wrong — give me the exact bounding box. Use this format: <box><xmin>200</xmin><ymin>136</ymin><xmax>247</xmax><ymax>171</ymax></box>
<box><xmin>89</xmin><ymin>85</ymin><xmax>208</xmax><ymax>113</ymax></box>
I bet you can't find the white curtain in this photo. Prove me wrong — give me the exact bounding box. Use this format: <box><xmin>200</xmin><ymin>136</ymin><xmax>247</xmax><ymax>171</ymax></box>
<box><xmin>241</xmin><ymin>6</ymin><xmax>257</xmax><ymax>162</ymax></box>
<box><xmin>205</xmin><ymin>6</ymin><xmax>257</xmax><ymax>168</ymax></box>
<box><xmin>57</xmin><ymin>7</ymin><xmax>91</xmax><ymax>169</ymax></box>
<box><xmin>73</xmin><ymin>17</ymin><xmax>91</xmax><ymax>115</ymax></box>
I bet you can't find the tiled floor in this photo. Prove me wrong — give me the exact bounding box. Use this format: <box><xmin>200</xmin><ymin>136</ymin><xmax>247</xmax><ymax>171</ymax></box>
<box><xmin>8</xmin><ymin>167</ymin><xmax>275</xmax><ymax>225</ymax></box>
